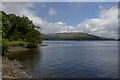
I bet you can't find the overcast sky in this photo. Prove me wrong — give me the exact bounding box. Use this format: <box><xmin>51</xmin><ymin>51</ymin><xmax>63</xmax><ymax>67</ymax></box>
<box><xmin>2</xmin><ymin>2</ymin><xmax>118</xmax><ymax>39</ymax></box>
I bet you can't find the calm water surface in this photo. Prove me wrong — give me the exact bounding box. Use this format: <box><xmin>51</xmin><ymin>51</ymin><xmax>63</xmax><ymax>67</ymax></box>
<box><xmin>7</xmin><ymin>41</ymin><xmax>118</xmax><ymax>78</ymax></box>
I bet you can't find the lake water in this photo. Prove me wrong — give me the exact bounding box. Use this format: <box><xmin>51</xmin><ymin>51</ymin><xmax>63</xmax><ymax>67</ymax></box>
<box><xmin>7</xmin><ymin>41</ymin><xmax>118</xmax><ymax>78</ymax></box>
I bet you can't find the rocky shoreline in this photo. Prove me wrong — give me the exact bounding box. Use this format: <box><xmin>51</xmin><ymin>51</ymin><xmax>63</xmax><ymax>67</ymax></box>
<box><xmin>2</xmin><ymin>44</ymin><xmax>48</xmax><ymax>79</ymax></box>
<box><xmin>2</xmin><ymin>57</ymin><xmax>30</xmax><ymax>78</ymax></box>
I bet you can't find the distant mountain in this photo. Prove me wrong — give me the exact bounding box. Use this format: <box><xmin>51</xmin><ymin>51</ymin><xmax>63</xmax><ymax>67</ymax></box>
<box><xmin>41</xmin><ymin>32</ymin><xmax>115</xmax><ymax>41</ymax></box>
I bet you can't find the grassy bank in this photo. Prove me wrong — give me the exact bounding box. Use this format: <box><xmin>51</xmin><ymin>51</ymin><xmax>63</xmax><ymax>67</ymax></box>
<box><xmin>9</xmin><ymin>41</ymin><xmax>25</xmax><ymax>46</ymax></box>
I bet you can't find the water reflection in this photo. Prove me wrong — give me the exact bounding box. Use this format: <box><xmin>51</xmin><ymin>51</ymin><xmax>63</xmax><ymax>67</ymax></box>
<box><xmin>6</xmin><ymin>41</ymin><xmax>118</xmax><ymax>78</ymax></box>
<box><xmin>7</xmin><ymin>48</ymin><xmax>42</xmax><ymax>74</ymax></box>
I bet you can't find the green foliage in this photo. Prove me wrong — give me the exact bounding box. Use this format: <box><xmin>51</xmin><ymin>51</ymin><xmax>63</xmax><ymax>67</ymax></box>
<box><xmin>1</xmin><ymin>11</ymin><xmax>41</xmax><ymax>41</ymax></box>
<box><xmin>9</xmin><ymin>29</ymin><xmax>21</xmax><ymax>41</ymax></box>
<box><xmin>9</xmin><ymin>40</ymin><xmax>25</xmax><ymax>46</ymax></box>
<box><xmin>25</xmin><ymin>29</ymin><xmax>42</xmax><ymax>47</ymax></box>
<box><xmin>1</xmin><ymin>11</ymin><xmax>42</xmax><ymax>55</ymax></box>
<box><xmin>0</xmin><ymin>12</ymin><xmax>2</xmax><ymax>56</ymax></box>
<box><xmin>2</xmin><ymin>39</ymin><xmax>10</xmax><ymax>56</ymax></box>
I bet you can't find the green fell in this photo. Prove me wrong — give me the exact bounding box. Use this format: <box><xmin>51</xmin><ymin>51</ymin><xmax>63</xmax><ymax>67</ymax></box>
<box><xmin>41</xmin><ymin>32</ymin><xmax>115</xmax><ymax>41</ymax></box>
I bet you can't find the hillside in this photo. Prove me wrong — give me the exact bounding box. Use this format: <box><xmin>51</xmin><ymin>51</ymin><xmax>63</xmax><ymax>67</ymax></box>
<box><xmin>41</xmin><ymin>32</ymin><xmax>115</xmax><ymax>41</ymax></box>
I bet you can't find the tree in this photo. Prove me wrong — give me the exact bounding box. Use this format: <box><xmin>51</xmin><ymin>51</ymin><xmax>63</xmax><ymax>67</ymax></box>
<box><xmin>1</xmin><ymin>11</ymin><xmax>42</xmax><ymax>55</ymax></box>
<box><xmin>2</xmin><ymin>11</ymin><xmax>10</xmax><ymax>39</ymax></box>
<box><xmin>9</xmin><ymin>29</ymin><xmax>21</xmax><ymax>41</ymax></box>
<box><xmin>25</xmin><ymin>29</ymin><xmax>42</xmax><ymax>48</ymax></box>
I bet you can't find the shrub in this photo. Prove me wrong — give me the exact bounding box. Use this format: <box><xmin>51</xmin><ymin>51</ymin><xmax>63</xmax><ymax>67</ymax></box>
<box><xmin>2</xmin><ymin>39</ymin><xmax>10</xmax><ymax>56</ymax></box>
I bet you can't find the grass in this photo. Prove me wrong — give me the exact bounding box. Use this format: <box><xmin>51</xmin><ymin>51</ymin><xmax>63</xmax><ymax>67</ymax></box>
<box><xmin>9</xmin><ymin>40</ymin><xmax>25</xmax><ymax>46</ymax></box>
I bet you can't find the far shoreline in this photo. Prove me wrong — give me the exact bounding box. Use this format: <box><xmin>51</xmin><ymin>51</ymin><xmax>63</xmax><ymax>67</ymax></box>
<box><xmin>42</xmin><ymin>39</ymin><xmax>117</xmax><ymax>41</ymax></box>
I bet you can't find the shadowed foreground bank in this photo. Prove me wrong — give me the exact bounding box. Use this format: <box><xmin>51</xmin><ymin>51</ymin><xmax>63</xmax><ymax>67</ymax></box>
<box><xmin>2</xmin><ymin>57</ymin><xmax>30</xmax><ymax>78</ymax></box>
<box><xmin>2</xmin><ymin>44</ymin><xmax>48</xmax><ymax>79</ymax></box>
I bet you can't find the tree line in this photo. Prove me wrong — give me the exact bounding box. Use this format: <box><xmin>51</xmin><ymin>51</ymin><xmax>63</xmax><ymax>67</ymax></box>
<box><xmin>1</xmin><ymin>11</ymin><xmax>42</xmax><ymax>55</ymax></box>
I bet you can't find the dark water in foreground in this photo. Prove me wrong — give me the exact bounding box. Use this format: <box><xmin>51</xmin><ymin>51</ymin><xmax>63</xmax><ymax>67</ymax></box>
<box><xmin>7</xmin><ymin>41</ymin><xmax>118</xmax><ymax>78</ymax></box>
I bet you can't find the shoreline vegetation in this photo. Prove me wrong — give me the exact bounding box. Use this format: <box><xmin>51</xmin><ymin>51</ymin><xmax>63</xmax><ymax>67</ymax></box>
<box><xmin>9</xmin><ymin>44</ymin><xmax>48</xmax><ymax>53</ymax></box>
<box><xmin>1</xmin><ymin>11</ymin><xmax>43</xmax><ymax>79</ymax></box>
<box><xmin>1</xmin><ymin>11</ymin><xmax>42</xmax><ymax>56</ymax></box>
<box><xmin>0</xmin><ymin>10</ymin><xmax>118</xmax><ymax>79</ymax></box>
<box><xmin>11</xmin><ymin>44</ymin><xmax>48</xmax><ymax>53</ymax></box>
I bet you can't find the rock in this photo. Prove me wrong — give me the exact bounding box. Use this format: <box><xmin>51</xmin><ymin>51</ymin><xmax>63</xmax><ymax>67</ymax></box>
<box><xmin>2</xmin><ymin>57</ymin><xmax>30</xmax><ymax>78</ymax></box>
